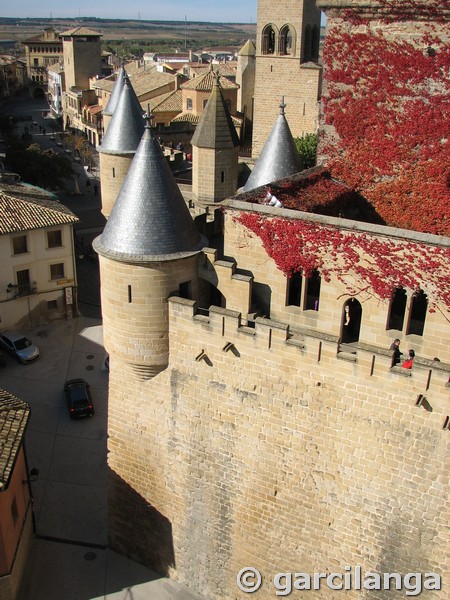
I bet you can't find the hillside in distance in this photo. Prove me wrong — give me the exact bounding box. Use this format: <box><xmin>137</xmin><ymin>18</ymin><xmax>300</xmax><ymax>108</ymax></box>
<box><xmin>0</xmin><ymin>17</ymin><xmax>256</xmax><ymax>47</ymax></box>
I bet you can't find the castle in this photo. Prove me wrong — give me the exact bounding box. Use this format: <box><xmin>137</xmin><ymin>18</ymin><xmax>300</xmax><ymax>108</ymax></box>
<box><xmin>94</xmin><ymin>1</ymin><xmax>449</xmax><ymax>599</ymax></box>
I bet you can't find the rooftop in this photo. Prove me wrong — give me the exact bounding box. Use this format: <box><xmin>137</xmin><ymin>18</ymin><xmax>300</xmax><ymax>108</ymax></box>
<box><xmin>0</xmin><ymin>389</ymin><xmax>30</xmax><ymax>491</ymax></box>
<box><xmin>0</xmin><ymin>184</ymin><xmax>78</xmax><ymax>234</ymax></box>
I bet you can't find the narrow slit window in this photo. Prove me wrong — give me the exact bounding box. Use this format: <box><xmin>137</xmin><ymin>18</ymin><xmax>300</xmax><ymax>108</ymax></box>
<box><xmin>287</xmin><ymin>271</ymin><xmax>302</xmax><ymax>306</ymax></box>
<box><xmin>128</xmin><ymin>285</ymin><xmax>132</xmax><ymax>303</ymax></box>
<box><xmin>387</xmin><ymin>287</ymin><xmax>407</xmax><ymax>331</ymax></box>
<box><xmin>407</xmin><ymin>290</ymin><xmax>427</xmax><ymax>336</ymax></box>
<box><xmin>304</xmin><ymin>270</ymin><xmax>321</xmax><ymax>311</ymax></box>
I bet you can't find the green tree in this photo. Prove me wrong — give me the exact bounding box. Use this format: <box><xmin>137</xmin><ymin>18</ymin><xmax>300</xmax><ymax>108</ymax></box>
<box><xmin>6</xmin><ymin>142</ymin><xmax>73</xmax><ymax>190</ymax></box>
<box><xmin>294</xmin><ymin>133</ymin><xmax>318</xmax><ymax>169</ymax></box>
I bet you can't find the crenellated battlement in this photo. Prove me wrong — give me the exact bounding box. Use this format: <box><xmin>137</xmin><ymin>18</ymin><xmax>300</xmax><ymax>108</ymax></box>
<box><xmin>169</xmin><ymin>296</ymin><xmax>450</xmax><ymax>426</ymax></box>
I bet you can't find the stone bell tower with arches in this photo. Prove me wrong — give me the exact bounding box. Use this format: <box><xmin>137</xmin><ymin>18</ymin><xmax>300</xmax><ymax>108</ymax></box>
<box><xmin>252</xmin><ymin>0</ymin><xmax>323</xmax><ymax>157</ymax></box>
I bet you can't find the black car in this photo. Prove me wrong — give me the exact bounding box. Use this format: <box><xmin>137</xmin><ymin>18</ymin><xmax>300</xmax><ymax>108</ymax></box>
<box><xmin>64</xmin><ymin>379</ymin><xmax>94</xmax><ymax>419</ymax></box>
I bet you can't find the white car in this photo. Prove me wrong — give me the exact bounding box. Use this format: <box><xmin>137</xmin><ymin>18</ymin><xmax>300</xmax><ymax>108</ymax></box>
<box><xmin>0</xmin><ymin>331</ymin><xmax>40</xmax><ymax>363</ymax></box>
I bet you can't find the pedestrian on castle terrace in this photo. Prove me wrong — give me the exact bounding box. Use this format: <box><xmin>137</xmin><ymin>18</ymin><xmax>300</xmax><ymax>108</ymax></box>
<box><xmin>401</xmin><ymin>349</ymin><xmax>415</xmax><ymax>369</ymax></box>
<box><xmin>390</xmin><ymin>338</ymin><xmax>403</xmax><ymax>366</ymax></box>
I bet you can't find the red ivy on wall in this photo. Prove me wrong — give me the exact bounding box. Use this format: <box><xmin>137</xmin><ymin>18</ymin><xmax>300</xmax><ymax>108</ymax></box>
<box><xmin>321</xmin><ymin>2</ymin><xmax>450</xmax><ymax>235</ymax></box>
<box><xmin>234</xmin><ymin>211</ymin><xmax>450</xmax><ymax>317</ymax></box>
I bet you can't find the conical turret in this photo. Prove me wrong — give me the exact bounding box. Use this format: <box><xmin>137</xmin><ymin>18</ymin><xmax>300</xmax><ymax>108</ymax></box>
<box><xmin>191</xmin><ymin>73</ymin><xmax>240</xmax><ymax>203</ymax></box>
<box><xmin>243</xmin><ymin>98</ymin><xmax>303</xmax><ymax>192</ymax></box>
<box><xmin>96</xmin><ymin>118</ymin><xmax>203</xmax><ymax>260</ymax></box>
<box><xmin>102</xmin><ymin>66</ymin><xmax>126</xmax><ymax>132</ymax></box>
<box><xmin>97</xmin><ymin>75</ymin><xmax>145</xmax><ymax>218</ymax></box>
<box><xmin>94</xmin><ymin>115</ymin><xmax>205</xmax><ymax>376</ymax></box>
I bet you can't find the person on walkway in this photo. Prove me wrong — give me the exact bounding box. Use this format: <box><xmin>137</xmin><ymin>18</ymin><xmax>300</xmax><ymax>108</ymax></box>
<box><xmin>86</xmin><ymin>179</ymin><xmax>91</xmax><ymax>191</ymax></box>
<box><xmin>401</xmin><ymin>349</ymin><xmax>415</xmax><ymax>369</ymax></box>
<box><xmin>93</xmin><ymin>183</ymin><xmax>98</xmax><ymax>196</ymax></box>
<box><xmin>389</xmin><ymin>338</ymin><xmax>402</xmax><ymax>366</ymax></box>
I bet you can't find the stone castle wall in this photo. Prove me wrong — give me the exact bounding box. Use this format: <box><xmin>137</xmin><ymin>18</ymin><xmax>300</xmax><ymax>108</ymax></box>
<box><xmin>107</xmin><ymin>293</ymin><xmax>449</xmax><ymax>599</ymax></box>
<box><xmin>106</xmin><ymin>213</ymin><xmax>449</xmax><ymax>600</ymax></box>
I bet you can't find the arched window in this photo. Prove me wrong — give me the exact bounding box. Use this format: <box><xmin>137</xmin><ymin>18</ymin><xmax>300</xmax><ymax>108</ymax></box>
<box><xmin>387</xmin><ymin>287</ymin><xmax>407</xmax><ymax>331</ymax></box>
<box><xmin>341</xmin><ymin>298</ymin><xmax>362</xmax><ymax>344</ymax></box>
<box><xmin>186</xmin><ymin>98</ymin><xmax>193</xmax><ymax>111</ymax></box>
<box><xmin>303</xmin><ymin>25</ymin><xmax>312</xmax><ymax>62</ymax></box>
<box><xmin>262</xmin><ymin>25</ymin><xmax>276</xmax><ymax>55</ymax></box>
<box><xmin>311</xmin><ymin>25</ymin><xmax>320</xmax><ymax>62</ymax></box>
<box><xmin>279</xmin><ymin>25</ymin><xmax>295</xmax><ymax>56</ymax></box>
<box><xmin>407</xmin><ymin>290</ymin><xmax>428</xmax><ymax>336</ymax></box>
<box><xmin>203</xmin><ymin>98</ymin><xmax>208</xmax><ymax>109</ymax></box>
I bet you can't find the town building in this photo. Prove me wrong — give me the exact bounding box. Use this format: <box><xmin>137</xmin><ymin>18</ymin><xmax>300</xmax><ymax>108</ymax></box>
<box><xmin>47</xmin><ymin>61</ymin><xmax>64</xmax><ymax>119</ymax></box>
<box><xmin>0</xmin><ymin>55</ymin><xmax>26</xmax><ymax>101</ymax></box>
<box><xmin>0</xmin><ymin>179</ymin><xmax>78</xmax><ymax>329</ymax></box>
<box><xmin>92</xmin><ymin>1</ymin><xmax>450</xmax><ymax>598</ymax></box>
<box><xmin>60</xmin><ymin>27</ymin><xmax>103</xmax><ymax>145</ymax></box>
<box><xmin>21</xmin><ymin>27</ymin><xmax>62</xmax><ymax>92</ymax></box>
<box><xmin>252</xmin><ymin>0</ymin><xmax>322</xmax><ymax>156</ymax></box>
<box><xmin>0</xmin><ymin>390</ymin><xmax>32</xmax><ymax>600</ymax></box>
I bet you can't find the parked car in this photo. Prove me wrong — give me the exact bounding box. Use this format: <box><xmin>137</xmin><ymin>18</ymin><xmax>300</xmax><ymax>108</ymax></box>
<box><xmin>0</xmin><ymin>331</ymin><xmax>40</xmax><ymax>363</ymax></box>
<box><xmin>64</xmin><ymin>379</ymin><xmax>94</xmax><ymax>419</ymax></box>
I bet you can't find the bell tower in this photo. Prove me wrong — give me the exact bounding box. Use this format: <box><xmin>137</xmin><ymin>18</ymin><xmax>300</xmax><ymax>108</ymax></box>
<box><xmin>252</xmin><ymin>0</ymin><xmax>322</xmax><ymax>157</ymax></box>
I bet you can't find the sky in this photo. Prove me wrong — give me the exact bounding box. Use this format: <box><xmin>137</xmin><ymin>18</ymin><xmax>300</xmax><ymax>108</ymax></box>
<box><xmin>2</xmin><ymin>0</ymin><xmax>259</xmax><ymax>23</ymax></box>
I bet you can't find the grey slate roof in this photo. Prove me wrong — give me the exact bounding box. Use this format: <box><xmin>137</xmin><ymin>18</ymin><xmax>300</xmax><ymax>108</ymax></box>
<box><xmin>103</xmin><ymin>67</ymin><xmax>126</xmax><ymax>117</ymax></box>
<box><xmin>97</xmin><ymin>76</ymin><xmax>144</xmax><ymax>155</ymax></box>
<box><xmin>243</xmin><ymin>100</ymin><xmax>303</xmax><ymax>192</ymax></box>
<box><xmin>94</xmin><ymin>121</ymin><xmax>204</xmax><ymax>262</ymax></box>
<box><xmin>191</xmin><ymin>75</ymin><xmax>240</xmax><ymax>149</ymax></box>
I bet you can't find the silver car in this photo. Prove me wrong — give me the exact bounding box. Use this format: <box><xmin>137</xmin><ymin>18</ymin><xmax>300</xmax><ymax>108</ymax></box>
<box><xmin>0</xmin><ymin>331</ymin><xmax>40</xmax><ymax>363</ymax></box>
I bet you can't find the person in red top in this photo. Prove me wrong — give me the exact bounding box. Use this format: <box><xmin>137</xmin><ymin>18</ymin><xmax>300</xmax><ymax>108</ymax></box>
<box><xmin>401</xmin><ymin>349</ymin><xmax>415</xmax><ymax>369</ymax></box>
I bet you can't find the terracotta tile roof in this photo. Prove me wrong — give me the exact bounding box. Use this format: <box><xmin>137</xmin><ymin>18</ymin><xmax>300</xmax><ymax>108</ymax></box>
<box><xmin>60</xmin><ymin>27</ymin><xmax>102</xmax><ymax>37</ymax></box>
<box><xmin>87</xmin><ymin>105</ymin><xmax>102</xmax><ymax>115</ymax></box>
<box><xmin>171</xmin><ymin>112</ymin><xmax>201</xmax><ymax>124</ymax></box>
<box><xmin>0</xmin><ymin>185</ymin><xmax>78</xmax><ymax>235</ymax></box>
<box><xmin>124</xmin><ymin>68</ymin><xmax>176</xmax><ymax>98</ymax></box>
<box><xmin>147</xmin><ymin>90</ymin><xmax>182</xmax><ymax>113</ymax></box>
<box><xmin>172</xmin><ymin>111</ymin><xmax>241</xmax><ymax>127</ymax></box>
<box><xmin>181</xmin><ymin>71</ymin><xmax>238</xmax><ymax>92</ymax></box>
<box><xmin>0</xmin><ymin>389</ymin><xmax>30</xmax><ymax>491</ymax></box>
<box><xmin>93</xmin><ymin>78</ymin><xmax>115</xmax><ymax>93</ymax></box>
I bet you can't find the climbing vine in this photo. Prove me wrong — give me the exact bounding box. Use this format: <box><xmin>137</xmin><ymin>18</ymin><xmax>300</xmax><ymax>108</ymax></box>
<box><xmin>234</xmin><ymin>211</ymin><xmax>450</xmax><ymax>317</ymax></box>
<box><xmin>321</xmin><ymin>2</ymin><xmax>450</xmax><ymax>235</ymax></box>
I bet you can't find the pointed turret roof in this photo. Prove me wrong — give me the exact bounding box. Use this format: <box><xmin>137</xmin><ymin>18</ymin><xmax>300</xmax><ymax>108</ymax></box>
<box><xmin>103</xmin><ymin>66</ymin><xmax>126</xmax><ymax>118</ymax></box>
<box><xmin>191</xmin><ymin>73</ymin><xmax>240</xmax><ymax>149</ymax></box>
<box><xmin>98</xmin><ymin>75</ymin><xmax>144</xmax><ymax>155</ymax></box>
<box><xmin>94</xmin><ymin>116</ymin><xmax>204</xmax><ymax>262</ymax></box>
<box><xmin>243</xmin><ymin>98</ymin><xmax>303</xmax><ymax>192</ymax></box>
<box><xmin>238</xmin><ymin>39</ymin><xmax>256</xmax><ymax>56</ymax></box>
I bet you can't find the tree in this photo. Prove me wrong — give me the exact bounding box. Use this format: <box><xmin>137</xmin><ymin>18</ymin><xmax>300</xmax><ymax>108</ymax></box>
<box><xmin>6</xmin><ymin>142</ymin><xmax>73</xmax><ymax>190</ymax></box>
<box><xmin>294</xmin><ymin>133</ymin><xmax>318</xmax><ymax>169</ymax></box>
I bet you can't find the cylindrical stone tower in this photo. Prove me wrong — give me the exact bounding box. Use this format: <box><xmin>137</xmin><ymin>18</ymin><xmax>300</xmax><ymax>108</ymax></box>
<box><xmin>94</xmin><ymin>119</ymin><xmax>206</xmax><ymax>377</ymax></box>
<box><xmin>97</xmin><ymin>75</ymin><xmax>144</xmax><ymax>218</ymax></box>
